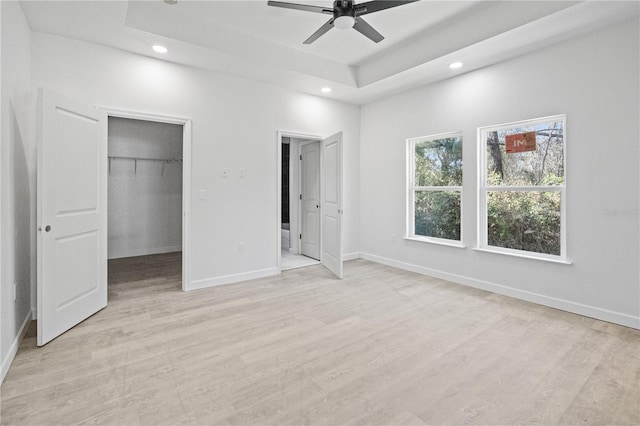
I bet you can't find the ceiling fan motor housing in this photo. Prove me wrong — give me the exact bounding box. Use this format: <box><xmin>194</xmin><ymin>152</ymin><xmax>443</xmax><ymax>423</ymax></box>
<box><xmin>334</xmin><ymin>0</ymin><xmax>356</xmax><ymax>20</ymax></box>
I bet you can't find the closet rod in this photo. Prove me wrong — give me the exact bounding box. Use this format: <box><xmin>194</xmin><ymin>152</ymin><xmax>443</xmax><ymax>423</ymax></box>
<box><xmin>108</xmin><ymin>155</ymin><xmax>182</xmax><ymax>162</ymax></box>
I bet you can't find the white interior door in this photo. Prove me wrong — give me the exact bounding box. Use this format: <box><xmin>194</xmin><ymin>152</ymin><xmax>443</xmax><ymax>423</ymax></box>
<box><xmin>320</xmin><ymin>132</ymin><xmax>343</xmax><ymax>279</ymax></box>
<box><xmin>301</xmin><ymin>142</ymin><xmax>320</xmax><ymax>260</ymax></box>
<box><xmin>37</xmin><ymin>89</ymin><xmax>107</xmax><ymax>346</ymax></box>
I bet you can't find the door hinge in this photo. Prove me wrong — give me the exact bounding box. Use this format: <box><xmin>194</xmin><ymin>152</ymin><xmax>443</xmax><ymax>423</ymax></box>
<box><xmin>300</xmin><ymin>155</ymin><xmax>302</xmax><ymax>160</ymax></box>
<box><xmin>299</xmin><ymin>194</ymin><xmax>302</xmax><ymax>200</ymax></box>
<box><xmin>299</xmin><ymin>234</ymin><xmax>302</xmax><ymax>240</ymax></box>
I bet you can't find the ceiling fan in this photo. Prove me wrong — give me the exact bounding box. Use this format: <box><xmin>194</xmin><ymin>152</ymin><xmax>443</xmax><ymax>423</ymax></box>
<box><xmin>267</xmin><ymin>0</ymin><xmax>419</xmax><ymax>44</ymax></box>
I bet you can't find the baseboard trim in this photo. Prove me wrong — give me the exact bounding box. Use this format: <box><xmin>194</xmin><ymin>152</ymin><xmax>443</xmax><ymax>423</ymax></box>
<box><xmin>108</xmin><ymin>246</ymin><xmax>182</xmax><ymax>260</ymax></box>
<box><xmin>1</xmin><ymin>311</ymin><xmax>32</xmax><ymax>384</ymax></box>
<box><xmin>360</xmin><ymin>252</ymin><xmax>640</xmax><ymax>330</ymax></box>
<box><xmin>186</xmin><ymin>267</ymin><xmax>279</xmax><ymax>291</ymax></box>
<box><xmin>343</xmin><ymin>252</ymin><xmax>360</xmax><ymax>261</ymax></box>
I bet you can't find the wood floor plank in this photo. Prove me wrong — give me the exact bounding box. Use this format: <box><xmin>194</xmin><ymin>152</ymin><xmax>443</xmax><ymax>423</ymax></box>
<box><xmin>1</xmin><ymin>253</ymin><xmax>639</xmax><ymax>425</ymax></box>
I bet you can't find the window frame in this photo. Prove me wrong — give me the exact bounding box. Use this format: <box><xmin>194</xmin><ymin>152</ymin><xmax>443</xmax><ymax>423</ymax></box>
<box><xmin>406</xmin><ymin>131</ymin><xmax>464</xmax><ymax>247</ymax></box>
<box><xmin>477</xmin><ymin>114</ymin><xmax>567</xmax><ymax>262</ymax></box>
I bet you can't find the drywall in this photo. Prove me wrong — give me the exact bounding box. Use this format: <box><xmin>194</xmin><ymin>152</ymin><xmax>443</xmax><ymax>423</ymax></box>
<box><xmin>1</xmin><ymin>1</ymin><xmax>35</xmax><ymax>381</ymax></box>
<box><xmin>359</xmin><ymin>20</ymin><xmax>640</xmax><ymax>328</ymax></box>
<box><xmin>31</xmin><ymin>32</ymin><xmax>361</xmax><ymax>287</ymax></box>
<box><xmin>108</xmin><ymin>117</ymin><xmax>183</xmax><ymax>259</ymax></box>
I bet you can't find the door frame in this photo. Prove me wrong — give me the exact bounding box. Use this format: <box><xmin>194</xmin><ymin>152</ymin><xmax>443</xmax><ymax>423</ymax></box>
<box><xmin>276</xmin><ymin>130</ymin><xmax>323</xmax><ymax>273</ymax></box>
<box><xmin>101</xmin><ymin>107</ymin><xmax>192</xmax><ymax>291</ymax></box>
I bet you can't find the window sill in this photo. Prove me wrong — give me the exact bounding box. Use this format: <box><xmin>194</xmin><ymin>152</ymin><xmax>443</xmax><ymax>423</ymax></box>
<box><xmin>472</xmin><ymin>247</ymin><xmax>572</xmax><ymax>265</ymax></box>
<box><xmin>404</xmin><ymin>236</ymin><xmax>466</xmax><ymax>249</ymax></box>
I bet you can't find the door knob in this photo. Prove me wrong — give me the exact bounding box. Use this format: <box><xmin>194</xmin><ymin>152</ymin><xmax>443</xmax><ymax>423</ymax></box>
<box><xmin>45</xmin><ymin>225</ymin><xmax>51</xmax><ymax>232</ymax></box>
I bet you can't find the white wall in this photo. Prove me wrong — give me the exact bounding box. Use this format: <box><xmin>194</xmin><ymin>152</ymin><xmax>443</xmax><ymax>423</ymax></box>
<box><xmin>1</xmin><ymin>1</ymin><xmax>35</xmax><ymax>381</ymax></box>
<box><xmin>108</xmin><ymin>117</ymin><xmax>183</xmax><ymax>259</ymax></box>
<box><xmin>31</xmin><ymin>32</ymin><xmax>361</xmax><ymax>288</ymax></box>
<box><xmin>359</xmin><ymin>20</ymin><xmax>640</xmax><ymax>328</ymax></box>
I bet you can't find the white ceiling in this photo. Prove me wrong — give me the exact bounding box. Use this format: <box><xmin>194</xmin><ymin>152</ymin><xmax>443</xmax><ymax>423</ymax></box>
<box><xmin>20</xmin><ymin>0</ymin><xmax>640</xmax><ymax>104</ymax></box>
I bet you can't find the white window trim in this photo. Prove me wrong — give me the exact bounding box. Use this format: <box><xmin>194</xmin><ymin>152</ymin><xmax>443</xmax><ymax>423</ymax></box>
<box><xmin>477</xmin><ymin>114</ymin><xmax>567</xmax><ymax>262</ymax></box>
<box><xmin>404</xmin><ymin>236</ymin><xmax>466</xmax><ymax>248</ymax></box>
<box><xmin>472</xmin><ymin>247</ymin><xmax>572</xmax><ymax>264</ymax></box>
<box><xmin>406</xmin><ymin>131</ymin><xmax>463</xmax><ymax>245</ymax></box>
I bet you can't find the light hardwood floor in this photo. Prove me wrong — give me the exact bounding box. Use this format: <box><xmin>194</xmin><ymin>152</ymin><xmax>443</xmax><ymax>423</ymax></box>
<box><xmin>2</xmin><ymin>253</ymin><xmax>639</xmax><ymax>425</ymax></box>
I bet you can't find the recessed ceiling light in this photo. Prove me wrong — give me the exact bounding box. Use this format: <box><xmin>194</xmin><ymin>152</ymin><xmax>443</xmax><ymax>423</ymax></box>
<box><xmin>152</xmin><ymin>45</ymin><xmax>168</xmax><ymax>54</ymax></box>
<box><xmin>321</xmin><ymin>87</ymin><xmax>332</xmax><ymax>93</ymax></box>
<box><xmin>449</xmin><ymin>61</ymin><xmax>463</xmax><ymax>69</ymax></box>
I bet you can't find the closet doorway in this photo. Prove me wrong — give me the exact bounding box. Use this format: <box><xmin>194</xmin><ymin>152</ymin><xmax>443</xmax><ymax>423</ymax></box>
<box><xmin>106</xmin><ymin>116</ymin><xmax>186</xmax><ymax>292</ymax></box>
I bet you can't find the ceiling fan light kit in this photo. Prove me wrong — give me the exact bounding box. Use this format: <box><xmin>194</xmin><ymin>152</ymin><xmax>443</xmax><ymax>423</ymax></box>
<box><xmin>334</xmin><ymin>15</ymin><xmax>355</xmax><ymax>30</ymax></box>
<box><xmin>268</xmin><ymin>0</ymin><xmax>419</xmax><ymax>44</ymax></box>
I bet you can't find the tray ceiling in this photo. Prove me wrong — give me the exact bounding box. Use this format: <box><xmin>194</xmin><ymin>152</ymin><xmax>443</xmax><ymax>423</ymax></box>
<box><xmin>20</xmin><ymin>1</ymin><xmax>640</xmax><ymax>104</ymax></box>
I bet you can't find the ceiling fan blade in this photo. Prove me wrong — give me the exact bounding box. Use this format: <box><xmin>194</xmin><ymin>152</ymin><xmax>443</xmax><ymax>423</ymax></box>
<box><xmin>267</xmin><ymin>1</ymin><xmax>333</xmax><ymax>14</ymax></box>
<box><xmin>303</xmin><ymin>18</ymin><xmax>334</xmax><ymax>44</ymax></box>
<box><xmin>353</xmin><ymin>16</ymin><xmax>384</xmax><ymax>43</ymax></box>
<box><xmin>355</xmin><ymin>0</ymin><xmax>419</xmax><ymax>16</ymax></box>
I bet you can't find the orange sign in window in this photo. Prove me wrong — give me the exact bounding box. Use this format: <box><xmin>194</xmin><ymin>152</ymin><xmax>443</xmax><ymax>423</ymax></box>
<box><xmin>506</xmin><ymin>131</ymin><xmax>537</xmax><ymax>154</ymax></box>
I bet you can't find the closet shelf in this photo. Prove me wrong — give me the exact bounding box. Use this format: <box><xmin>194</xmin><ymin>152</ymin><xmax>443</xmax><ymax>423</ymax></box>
<box><xmin>108</xmin><ymin>155</ymin><xmax>182</xmax><ymax>176</ymax></box>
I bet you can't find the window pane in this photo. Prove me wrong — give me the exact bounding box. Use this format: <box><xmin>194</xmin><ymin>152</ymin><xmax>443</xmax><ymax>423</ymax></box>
<box><xmin>486</xmin><ymin>120</ymin><xmax>564</xmax><ymax>186</ymax></box>
<box><xmin>414</xmin><ymin>191</ymin><xmax>461</xmax><ymax>240</ymax></box>
<box><xmin>487</xmin><ymin>191</ymin><xmax>561</xmax><ymax>255</ymax></box>
<box><xmin>415</xmin><ymin>136</ymin><xmax>463</xmax><ymax>186</ymax></box>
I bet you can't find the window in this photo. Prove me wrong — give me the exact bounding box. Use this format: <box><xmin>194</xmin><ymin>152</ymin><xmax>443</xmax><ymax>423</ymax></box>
<box><xmin>478</xmin><ymin>115</ymin><xmax>566</xmax><ymax>260</ymax></box>
<box><xmin>407</xmin><ymin>132</ymin><xmax>463</xmax><ymax>244</ymax></box>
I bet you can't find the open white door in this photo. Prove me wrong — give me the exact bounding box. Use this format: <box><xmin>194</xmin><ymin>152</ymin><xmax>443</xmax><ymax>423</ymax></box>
<box><xmin>320</xmin><ymin>132</ymin><xmax>343</xmax><ymax>279</ymax></box>
<box><xmin>301</xmin><ymin>141</ymin><xmax>320</xmax><ymax>260</ymax></box>
<box><xmin>37</xmin><ymin>89</ymin><xmax>107</xmax><ymax>346</ymax></box>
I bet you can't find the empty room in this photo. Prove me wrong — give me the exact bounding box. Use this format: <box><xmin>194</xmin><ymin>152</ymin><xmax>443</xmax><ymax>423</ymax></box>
<box><xmin>1</xmin><ymin>0</ymin><xmax>638</xmax><ymax>425</ymax></box>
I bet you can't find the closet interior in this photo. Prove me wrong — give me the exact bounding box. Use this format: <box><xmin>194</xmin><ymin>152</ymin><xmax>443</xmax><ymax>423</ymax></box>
<box><xmin>107</xmin><ymin>117</ymin><xmax>184</xmax><ymax>288</ymax></box>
